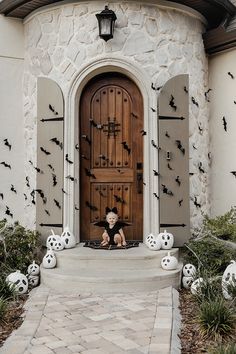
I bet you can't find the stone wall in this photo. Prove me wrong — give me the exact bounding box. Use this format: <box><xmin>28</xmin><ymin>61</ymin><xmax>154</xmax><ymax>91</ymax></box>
<box><xmin>23</xmin><ymin>1</ymin><xmax>210</xmax><ymax>233</ymax></box>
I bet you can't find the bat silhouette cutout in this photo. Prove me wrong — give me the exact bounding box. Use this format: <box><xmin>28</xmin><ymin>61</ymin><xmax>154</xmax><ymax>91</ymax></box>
<box><xmin>191</xmin><ymin>97</ymin><xmax>199</xmax><ymax>107</ymax></box>
<box><xmin>99</xmin><ymin>154</ymin><xmax>109</xmax><ymax>161</ymax></box>
<box><xmin>34</xmin><ymin>166</ymin><xmax>44</xmax><ymax>174</ymax></box>
<box><xmin>193</xmin><ymin>196</ymin><xmax>201</xmax><ymax>208</ymax></box>
<box><xmin>175</xmin><ymin>176</ymin><xmax>181</xmax><ymax>186</ymax></box>
<box><xmin>90</xmin><ymin>118</ymin><xmax>103</xmax><ymax>129</ymax></box>
<box><xmin>54</xmin><ymin>199</ymin><xmax>61</xmax><ymax>209</ymax></box>
<box><xmin>81</xmin><ymin>135</ymin><xmax>91</xmax><ymax>145</ymax></box>
<box><xmin>161</xmin><ymin>184</ymin><xmax>174</xmax><ymax>196</ymax></box>
<box><xmin>230</xmin><ymin>171</ymin><xmax>236</xmax><ymax>177</ymax></box>
<box><xmin>179</xmin><ymin>199</ymin><xmax>183</xmax><ymax>207</ymax></box>
<box><xmin>85</xmin><ymin>168</ymin><xmax>96</xmax><ymax>179</ymax></box>
<box><xmin>234</xmin><ymin>101</ymin><xmax>236</xmax><ymax>105</ymax></box>
<box><xmin>29</xmin><ymin>160</ymin><xmax>33</xmax><ymax>165</ymax></box>
<box><xmin>169</xmin><ymin>95</ymin><xmax>177</xmax><ymax>111</ymax></box>
<box><xmin>192</xmin><ymin>144</ymin><xmax>197</xmax><ymax>150</ymax></box>
<box><xmin>49</xmin><ymin>104</ymin><xmax>58</xmax><ymax>115</ymax></box>
<box><xmin>153</xmin><ymin>193</ymin><xmax>159</xmax><ymax>199</ymax></box>
<box><xmin>184</xmin><ymin>86</ymin><xmax>188</xmax><ymax>93</ymax></box>
<box><xmin>4</xmin><ymin>138</ymin><xmax>11</xmax><ymax>150</ymax></box>
<box><xmin>0</xmin><ymin>162</ymin><xmax>11</xmax><ymax>169</ymax></box>
<box><xmin>140</xmin><ymin>130</ymin><xmax>147</xmax><ymax>136</ymax></box>
<box><xmin>40</xmin><ymin>147</ymin><xmax>51</xmax><ymax>155</ymax></box>
<box><xmin>131</xmin><ymin>112</ymin><xmax>138</xmax><ymax>119</ymax></box>
<box><xmin>189</xmin><ymin>172</ymin><xmax>194</xmax><ymax>176</ymax></box>
<box><xmin>65</xmin><ymin>154</ymin><xmax>73</xmax><ymax>164</ymax></box>
<box><xmin>24</xmin><ymin>194</ymin><xmax>27</xmax><ymax>201</ymax></box>
<box><xmin>114</xmin><ymin>195</ymin><xmax>125</xmax><ymax>204</ymax></box>
<box><xmin>35</xmin><ymin>189</ymin><xmax>47</xmax><ymax>204</ymax></box>
<box><xmin>52</xmin><ymin>174</ymin><xmax>57</xmax><ymax>186</ymax></box>
<box><xmin>151</xmin><ymin>83</ymin><xmax>162</xmax><ymax>91</ymax></box>
<box><xmin>121</xmin><ymin>142</ymin><xmax>131</xmax><ymax>155</ymax></box>
<box><xmin>198</xmin><ymin>124</ymin><xmax>203</xmax><ymax>134</ymax></box>
<box><xmin>204</xmin><ymin>89</ymin><xmax>212</xmax><ymax>102</ymax></box>
<box><xmin>151</xmin><ymin>140</ymin><xmax>160</xmax><ymax>149</ymax></box>
<box><xmin>50</xmin><ymin>137</ymin><xmax>63</xmax><ymax>150</ymax></box>
<box><xmin>75</xmin><ymin>205</ymin><xmax>79</xmax><ymax>210</ymax></box>
<box><xmin>198</xmin><ymin>162</ymin><xmax>205</xmax><ymax>173</ymax></box>
<box><xmin>175</xmin><ymin>140</ymin><xmax>185</xmax><ymax>155</ymax></box>
<box><xmin>153</xmin><ymin>170</ymin><xmax>159</xmax><ymax>176</ymax></box>
<box><xmin>228</xmin><ymin>72</ymin><xmax>234</xmax><ymax>79</ymax></box>
<box><xmin>10</xmin><ymin>185</ymin><xmax>17</xmax><ymax>193</ymax></box>
<box><xmin>143</xmin><ymin>182</ymin><xmax>146</xmax><ymax>186</ymax></box>
<box><xmin>66</xmin><ymin>175</ymin><xmax>77</xmax><ymax>182</ymax></box>
<box><xmin>26</xmin><ymin>176</ymin><xmax>30</xmax><ymax>187</ymax></box>
<box><xmin>222</xmin><ymin>116</ymin><xmax>227</xmax><ymax>131</ymax></box>
<box><xmin>85</xmin><ymin>201</ymin><xmax>98</xmax><ymax>211</ymax></box>
<box><xmin>30</xmin><ymin>190</ymin><xmax>35</xmax><ymax>198</ymax></box>
<box><xmin>5</xmin><ymin>206</ymin><xmax>13</xmax><ymax>218</ymax></box>
<box><xmin>0</xmin><ymin>193</ymin><xmax>3</xmax><ymax>200</ymax></box>
<box><xmin>165</xmin><ymin>131</ymin><xmax>170</xmax><ymax>138</ymax></box>
<box><xmin>48</xmin><ymin>164</ymin><xmax>55</xmax><ymax>172</ymax></box>
<box><xmin>62</xmin><ymin>188</ymin><xmax>67</xmax><ymax>194</ymax></box>
<box><xmin>150</xmin><ymin>107</ymin><xmax>156</xmax><ymax>112</ymax></box>
<box><xmin>31</xmin><ymin>196</ymin><xmax>35</xmax><ymax>205</ymax></box>
<box><xmin>45</xmin><ymin>209</ymin><xmax>50</xmax><ymax>216</ymax></box>
<box><xmin>81</xmin><ymin>154</ymin><xmax>89</xmax><ymax>160</ymax></box>
<box><xmin>167</xmin><ymin>163</ymin><xmax>173</xmax><ymax>171</ymax></box>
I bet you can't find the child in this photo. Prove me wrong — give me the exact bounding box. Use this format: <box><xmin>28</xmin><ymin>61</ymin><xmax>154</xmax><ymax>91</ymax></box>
<box><xmin>100</xmin><ymin>207</ymin><xmax>127</xmax><ymax>247</ymax></box>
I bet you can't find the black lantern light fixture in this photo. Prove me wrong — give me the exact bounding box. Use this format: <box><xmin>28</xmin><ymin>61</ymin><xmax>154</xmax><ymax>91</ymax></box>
<box><xmin>96</xmin><ymin>6</ymin><xmax>117</xmax><ymax>42</ymax></box>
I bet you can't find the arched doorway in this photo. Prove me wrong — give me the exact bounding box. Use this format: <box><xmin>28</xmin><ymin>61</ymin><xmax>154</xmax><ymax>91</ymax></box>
<box><xmin>79</xmin><ymin>73</ymin><xmax>144</xmax><ymax>241</ymax></box>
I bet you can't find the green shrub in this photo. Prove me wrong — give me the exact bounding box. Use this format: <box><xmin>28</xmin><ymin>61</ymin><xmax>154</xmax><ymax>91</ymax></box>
<box><xmin>192</xmin><ymin>272</ymin><xmax>222</xmax><ymax>304</ymax></box>
<box><xmin>198</xmin><ymin>296</ymin><xmax>236</xmax><ymax>338</ymax></box>
<box><xmin>209</xmin><ymin>343</ymin><xmax>236</xmax><ymax>354</ymax></box>
<box><xmin>0</xmin><ymin>296</ymin><xmax>8</xmax><ymax>322</ymax></box>
<box><xmin>183</xmin><ymin>237</ymin><xmax>236</xmax><ymax>275</ymax></box>
<box><xmin>0</xmin><ymin>275</ymin><xmax>17</xmax><ymax>301</ymax></box>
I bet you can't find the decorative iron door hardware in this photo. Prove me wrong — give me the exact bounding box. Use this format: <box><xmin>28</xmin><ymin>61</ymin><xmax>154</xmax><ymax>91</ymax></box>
<box><xmin>136</xmin><ymin>172</ymin><xmax>143</xmax><ymax>194</ymax></box>
<box><xmin>102</xmin><ymin>118</ymin><xmax>120</xmax><ymax>137</ymax></box>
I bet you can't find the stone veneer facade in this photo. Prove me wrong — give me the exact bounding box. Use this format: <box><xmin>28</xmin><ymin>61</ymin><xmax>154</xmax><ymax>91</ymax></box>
<box><xmin>23</xmin><ymin>1</ymin><xmax>210</xmax><ymax>237</ymax></box>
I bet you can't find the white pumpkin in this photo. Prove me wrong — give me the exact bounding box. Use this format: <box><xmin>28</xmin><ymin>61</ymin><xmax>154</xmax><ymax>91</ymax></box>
<box><xmin>42</xmin><ymin>248</ymin><xmax>57</xmax><ymax>268</ymax></box>
<box><xmin>28</xmin><ymin>275</ymin><xmax>40</xmax><ymax>287</ymax></box>
<box><xmin>183</xmin><ymin>264</ymin><xmax>196</xmax><ymax>277</ymax></box>
<box><xmin>27</xmin><ymin>260</ymin><xmax>40</xmax><ymax>276</ymax></box>
<box><xmin>222</xmin><ymin>260</ymin><xmax>236</xmax><ymax>300</ymax></box>
<box><xmin>182</xmin><ymin>276</ymin><xmax>194</xmax><ymax>289</ymax></box>
<box><xmin>61</xmin><ymin>226</ymin><xmax>76</xmax><ymax>249</ymax></box>
<box><xmin>191</xmin><ymin>277</ymin><xmax>204</xmax><ymax>295</ymax></box>
<box><xmin>46</xmin><ymin>229</ymin><xmax>64</xmax><ymax>251</ymax></box>
<box><xmin>161</xmin><ymin>252</ymin><xmax>178</xmax><ymax>270</ymax></box>
<box><xmin>145</xmin><ymin>233</ymin><xmax>161</xmax><ymax>251</ymax></box>
<box><xmin>158</xmin><ymin>230</ymin><xmax>174</xmax><ymax>250</ymax></box>
<box><xmin>6</xmin><ymin>270</ymin><xmax>28</xmax><ymax>294</ymax></box>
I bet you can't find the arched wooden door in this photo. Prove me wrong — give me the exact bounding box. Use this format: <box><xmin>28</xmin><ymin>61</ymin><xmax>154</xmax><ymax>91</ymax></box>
<box><xmin>79</xmin><ymin>73</ymin><xmax>143</xmax><ymax>241</ymax></box>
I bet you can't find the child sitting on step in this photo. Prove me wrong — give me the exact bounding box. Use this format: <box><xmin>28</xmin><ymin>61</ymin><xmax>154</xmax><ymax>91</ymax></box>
<box><xmin>100</xmin><ymin>207</ymin><xmax>127</xmax><ymax>247</ymax></box>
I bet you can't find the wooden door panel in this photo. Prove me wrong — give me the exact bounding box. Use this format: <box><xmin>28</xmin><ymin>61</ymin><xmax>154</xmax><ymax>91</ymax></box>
<box><xmin>80</xmin><ymin>74</ymin><xmax>143</xmax><ymax>241</ymax></box>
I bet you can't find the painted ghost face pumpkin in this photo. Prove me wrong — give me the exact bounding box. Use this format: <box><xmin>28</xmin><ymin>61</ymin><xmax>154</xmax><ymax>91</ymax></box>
<box><xmin>145</xmin><ymin>233</ymin><xmax>161</xmax><ymax>251</ymax></box>
<box><xmin>161</xmin><ymin>252</ymin><xmax>178</xmax><ymax>270</ymax></box>
<box><xmin>27</xmin><ymin>261</ymin><xmax>40</xmax><ymax>276</ymax></box>
<box><xmin>158</xmin><ymin>230</ymin><xmax>174</xmax><ymax>250</ymax></box>
<box><xmin>6</xmin><ymin>270</ymin><xmax>28</xmax><ymax>294</ymax></box>
<box><xmin>53</xmin><ymin>240</ymin><xmax>64</xmax><ymax>251</ymax></box>
<box><xmin>222</xmin><ymin>260</ymin><xmax>236</xmax><ymax>300</ymax></box>
<box><xmin>28</xmin><ymin>275</ymin><xmax>40</xmax><ymax>287</ymax></box>
<box><xmin>61</xmin><ymin>226</ymin><xmax>76</xmax><ymax>249</ymax></box>
<box><xmin>182</xmin><ymin>276</ymin><xmax>194</xmax><ymax>289</ymax></box>
<box><xmin>42</xmin><ymin>248</ymin><xmax>57</xmax><ymax>269</ymax></box>
<box><xmin>183</xmin><ymin>264</ymin><xmax>196</xmax><ymax>277</ymax></box>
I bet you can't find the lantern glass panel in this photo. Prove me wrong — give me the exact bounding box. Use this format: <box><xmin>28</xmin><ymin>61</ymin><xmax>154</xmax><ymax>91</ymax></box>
<box><xmin>100</xmin><ymin>18</ymin><xmax>111</xmax><ymax>35</ymax></box>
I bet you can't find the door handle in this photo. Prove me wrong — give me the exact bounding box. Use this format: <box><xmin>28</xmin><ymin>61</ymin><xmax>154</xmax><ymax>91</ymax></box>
<box><xmin>136</xmin><ymin>172</ymin><xmax>143</xmax><ymax>194</ymax></box>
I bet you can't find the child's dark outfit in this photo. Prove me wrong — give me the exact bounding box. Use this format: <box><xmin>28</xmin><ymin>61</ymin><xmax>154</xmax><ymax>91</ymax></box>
<box><xmin>104</xmin><ymin>222</ymin><xmax>123</xmax><ymax>245</ymax></box>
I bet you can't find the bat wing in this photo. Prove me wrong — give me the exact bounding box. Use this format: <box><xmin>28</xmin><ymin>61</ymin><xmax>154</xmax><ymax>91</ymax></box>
<box><xmin>116</xmin><ymin>221</ymin><xmax>131</xmax><ymax>228</ymax></box>
<box><xmin>93</xmin><ymin>221</ymin><xmax>108</xmax><ymax>227</ymax></box>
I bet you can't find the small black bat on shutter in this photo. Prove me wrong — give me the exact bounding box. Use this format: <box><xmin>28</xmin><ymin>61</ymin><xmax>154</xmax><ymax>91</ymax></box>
<box><xmin>204</xmin><ymin>89</ymin><xmax>212</xmax><ymax>102</ymax></box>
<box><xmin>192</xmin><ymin>144</ymin><xmax>197</xmax><ymax>150</ymax></box>
<box><xmin>45</xmin><ymin>209</ymin><xmax>50</xmax><ymax>216</ymax></box>
<box><xmin>151</xmin><ymin>83</ymin><xmax>162</xmax><ymax>91</ymax></box>
<box><xmin>0</xmin><ymin>193</ymin><xmax>3</xmax><ymax>200</ymax></box>
<box><xmin>184</xmin><ymin>86</ymin><xmax>188</xmax><ymax>93</ymax></box>
<box><xmin>198</xmin><ymin>124</ymin><xmax>203</xmax><ymax>134</ymax></box>
<box><xmin>50</xmin><ymin>137</ymin><xmax>63</xmax><ymax>150</ymax></box>
<box><xmin>230</xmin><ymin>171</ymin><xmax>236</xmax><ymax>177</ymax></box>
<box><xmin>65</xmin><ymin>154</ymin><xmax>73</xmax><ymax>164</ymax></box>
<box><xmin>175</xmin><ymin>140</ymin><xmax>185</xmax><ymax>155</ymax></box>
<box><xmin>175</xmin><ymin>176</ymin><xmax>181</xmax><ymax>186</ymax></box>
<box><xmin>0</xmin><ymin>162</ymin><xmax>11</xmax><ymax>169</ymax></box>
<box><xmin>153</xmin><ymin>193</ymin><xmax>159</xmax><ymax>199</ymax></box>
<box><xmin>150</xmin><ymin>107</ymin><xmax>156</xmax><ymax>112</ymax></box>
<box><xmin>151</xmin><ymin>140</ymin><xmax>160</xmax><ymax>149</ymax></box>
<box><xmin>85</xmin><ymin>201</ymin><xmax>98</xmax><ymax>211</ymax></box>
<box><xmin>222</xmin><ymin>117</ymin><xmax>227</xmax><ymax>132</ymax></box>
<box><xmin>4</xmin><ymin>139</ymin><xmax>11</xmax><ymax>150</ymax></box>
<box><xmin>191</xmin><ymin>97</ymin><xmax>199</xmax><ymax>107</ymax></box>
<box><xmin>75</xmin><ymin>205</ymin><xmax>79</xmax><ymax>210</ymax></box>
<box><xmin>198</xmin><ymin>162</ymin><xmax>205</xmax><ymax>173</ymax></box>
<box><xmin>169</xmin><ymin>95</ymin><xmax>177</xmax><ymax>111</ymax></box>
<box><xmin>40</xmin><ymin>147</ymin><xmax>51</xmax><ymax>155</ymax></box>
<box><xmin>66</xmin><ymin>175</ymin><xmax>77</xmax><ymax>182</ymax></box>
<box><xmin>54</xmin><ymin>199</ymin><xmax>61</xmax><ymax>209</ymax></box>
<box><xmin>34</xmin><ymin>166</ymin><xmax>44</xmax><ymax>174</ymax></box>
<box><xmin>179</xmin><ymin>199</ymin><xmax>183</xmax><ymax>207</ymax></box>
<box><xmin>85</xmin><ymin>168</ymin><xmax>96</xmax><ymax>179</ymax></box>
<box><xmin>52</xmin><ymin>174</ymin><xmax>57</xmax><ymax>186</ymax></box>
<box><xmin>35</xmin><ymin>189</ymin><xmax>47</xmax><ymax>204</ymax></box>
<box><xmin>140</xmin><ymin>130</ymin><xmax>147</xmax><ymax>136</ymax></box>
<box><xmin>62</xmin><ymin>188</ymin><xmax>67</xmax><ymax>194</ymax></box>
<box><xmin>48</xmin><ymin>164</ymin><xmax>55</xmax><ymax>172</ymax></box>
<box><xmin>24</xmin><ymin>194</ymin><xmax>27</xmax><ymax>201</ymax></box>
<box><xmin>193</xmin><ymin>196</ymin><xmax>201</xmax><ymax>208</ymax></box>
<box><xmin>49</xmin><ymin>104</ymin><xmax>58</xmax><ymax>115</ymax></box>
<box><xmin>165</xmin><ymin>131</ymin><xmax>170</xmax><ymax>138</ymax></box>
<box><xmin>26</xmin><ymin>176</ymin><xmax>30</xmax><ymax>187</ymax></box>
<box><xmin>167</xmin><ymin>163</ymin><xmax>173</xmax><ymax>171</ymax></box>
<box><xmin>114</xmin><ymin>195</ymin><xmax>125</xmax><ymax>204</ymax></box>
<box><xmin>5</xmin><ymin>206</ymin><xmax>13</xmax><ymax>218</ymax></box>
<box><xmin>228</xmin><ymin>72</ymin><xmax>234</xmax><ymax>79</ymax></box>
<box><xmin>121</xmin><ymin>142</ymin><xmax>131</xmax><ymax>155</ymax></box>
<box><xmin>153</xmin><ymin>170</ymin><xmax>159</xmax><ymax>176</ymax></box>
<box><xmin>161</xmin><ymin>184</ymin><xmax>174</xmax><ymax>196</ymax></box>
<box><xmin>10</xmin><ymin>185</ymin><xmax>17</xmax><ymax>193</ymax></box>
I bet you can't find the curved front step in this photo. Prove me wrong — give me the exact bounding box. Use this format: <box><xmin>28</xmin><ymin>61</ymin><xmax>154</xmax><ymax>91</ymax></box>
<box><xmin>54</xmin><ymin>243</ymin><xmax>179</xmax><ymax>271</ymax></box>
<box><xmin>40</xmin><ymin>264</ymin><xmax>183</xmax><ymax>293</ymax></box>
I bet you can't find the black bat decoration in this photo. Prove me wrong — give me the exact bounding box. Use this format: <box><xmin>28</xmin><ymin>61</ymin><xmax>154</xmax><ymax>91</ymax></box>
<box><xmin>5</xmin><ymin>206</ymin><xmax>13</xmax><ymax>218</ymax></box>
<box><xmin>150</xmin><ymin>107</ymin><xmax>156</xmax><ymax>112</ymax></box>
<box><xmin>31</xmin><ymin>195</ymin><xmax>35</xmax><ymax>205</ymax></box>
<box><xmin>167</xmin><ymin>163</ymin><xmax>173</xmax><ymax>171</ymax></box>
<box><xmin>4</xmin><ymin>139</ymin><xmax>11</xmax><ymax>151</ymax></box>
<box><xmin>10</xmin><ymin>185</ymin><xmax>17</xmax><ymax>193</ymax></box>
<box><xmin>30</xmin><ymin>190</ymin><xmax>35</xmax><ymax>198</ymax></box>
<box><xmin>153</xmin><ymin>193</ymin><xmax>159</xmax><ymax>199</ymax></box>
<box><xmin>175</xmin><ymin>176</ymin><xmax>181</xmax><ymax>186</ymax></box>
<box><xmin>230</xmin><ymin>171</ymin><xmax>236</xmax><ymax>177</ymax></box>
<box><xmin>228</xmin><ymin>72</ymin><xmax>234</xmax><ymax>79</ymax></box>
<box><xmin>65</xmin><ymin>154</ymin><xmax>73</xmax><ymax>164</ymax></box>
<box><xmin>131</xmin><ymin>112</ymin><xmax>138</xmax><ymax>119</ymax></box>
<box><xmin>204</xmin><ymin>88</ymin><xmax>212</xmax><ymax>102</ymax></box>
<box><xmin>198</xmin><ymin>123</ymin><xmax>203</xmax><ymax>134</ymax></box>
<box><xmin>165</xmin><ymin>131</ymin><xmax>170</xmax><ymax>138</ymax></box>
<box><xmin>198</xmin><ymin>162</ymin><xmax>205</xmax><ymax>173</ymax></box>
<box><xmin>50</xmin><ymin>137</ymin><xmax>63</xmax><ymax>150</ymax></box>
<box><xmin>175</xmin><ymin>140</ymin><xmax>185</xmax><ymax>155</ymax></box>
<box><xmin>193</xmin><ymin>196</ymin><xmax>201</xmax><ymax>208</ymax></box>
<box><xmin>184</xmin><ymin>86</ymin><xmax>188</xmax><ymax>93</ymax></box>
<box><xmin>45</xmin><ymin>209</ymin><xmax>50</xmax><ymax>216</ymax></box>
<box><xmin>151</xmin><ymin>140</ymin><xmax>160</xmax><ymax>149</ymax></box>
<box><xmin>189</xmin><ymin>172</ymin><xmax>194</xmax><ymax>176</ymax></box>
<box><xmin>234</xmin><ymin>101</ymin><xmax>236</xmax><ymax>105</ymax></box>
<box><xmin>85</xmin><ymin>168</ymin><xmax>96</xmax><ymax>179</ymax></box>
<box><xmin>121</xmin><ymin>141</ymin><xmax>131</xmax><ymax>155</ymax></box>
<box><xmin>169</xmin><ymin>95</ymin><xmax>177</xmax><ymax>111</ymax></box>
<box><xmin>191</xmin><ymin>97</ymin><xmax>199</xmax><ymax>107</ymax></box>
<box><xmin>54</xmin><ymin>199</ymin><xmax>61</xmax><ymax>209</ymax></box>
<box><xmin>24</xmin><ymin>193</ymin><xmax>27</xmax><ymax>201</ymax></box>
<box><xmin>52</xmin><ymin>174</ymin><xmax>57</xmax><ymax>186</ymax></box>
<box><xmin>192</xmin><ymin>144</ymin><xmax>197</xmax><ymax>150</ymax></box>
<box><xmin>29</xmin><ymin>160</ymin><xmax>33</xmax><ymax>165</ymax></box>
<box><xmin>0</xmin><ymin>193</ymin><xmax>3</xmax><ymax>200</ymax></box>
<box><xmin>99</xmin><ymin>154</ymin><xmax>109</xmax><ymax>161</ymax></box>
<box><xmin>62</xmin><ymin>188</ymin><xmax>67</xmax><ymax>194</ymax></box>
<box><xmin>40</xmin><ymin>147</ymin><xmax>51</xmax><ymax>155</ymax></box>
<box><xmin>89</xmin><ymin>118</ymin><xmax>103</xmax><ymax>129</ymax></box>
<box><xmin>81</xmin><ymin>135</ymin><xmax>91</xmax><ymax>145</ymax></box>
<box><xmin>66</xmin><ymin>175</ymin><xmax>77</xmax><ymax>182</ymax></box>
<box><xmin>34</xmin><ymin>166</ymin><xmax>44</xmax><ymax>174</ymax></box>
<box><xmin>114</xmin><ymin>195</ymin><xmax>125</xmax><ymax>204</ymax></box>
<box><xmin>222</xmin><ymin>116</ymin><xmax>227</xmax><ymax>132</ymax></box>
<box><xmin>0</xmin><ymin>162</ymin><xmax>11</xmax><ymax>169</ymax></box>
<box><xmin>143</xmin><ymin>182</ymin><xmax>146</xmax><ymax>186</ymax></box>
<box><xmin>161</xmin><ymin>184</ymin><xmax>174</xmax><ymax>196</ymax></box>
<box><xmin>153</xmin><ymin>170</ymin><xmax>159</xmax><ymax>176</ymax></box>
<box><xmin>35</xmin><ymin>189</ymin><xmax>47</xmax><ymax>204</ymax></box>
<box><xmin>140</xmin><ymin>130</ymin><xmax>147</xmax><ymax>136</ymax></box>
<box><xmin>48</xmin><ymin>164</ymin><xmax>55</xmax><ymax>172</ymax></box>
<box><xmin>26</xmin><ymin>176</ymin><xmax>30</xmax><ymax>187</ymax></box>
<box><xmin>85</xmin><ymin>201</ymin><xmax>98</xmax><ymax>211</ymax></box>
<box><xmin>75</xmin><ymin>205</ymin><xmax>79</xmax><ymax>210</ymax></box>
<box><xmin>49</xmin><ymin>104</ymin><xmax>58</xmax><ymax>115</ymax></box>
<box><xmin>179</xmin><ymin>199</ymin><xmax>183</xmax><ymax>207</ymax></box>
<box><xmin>151</xmin><ymin>83</ymin><xmax>162</xmax><ymax>91</ymax></box>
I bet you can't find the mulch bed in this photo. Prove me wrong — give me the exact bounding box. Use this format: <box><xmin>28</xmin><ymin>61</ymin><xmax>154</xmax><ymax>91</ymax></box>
<box><xmin>0</xmin><ymin>295</ymin><xmax>28</xmax><ymax>347</ymax></box>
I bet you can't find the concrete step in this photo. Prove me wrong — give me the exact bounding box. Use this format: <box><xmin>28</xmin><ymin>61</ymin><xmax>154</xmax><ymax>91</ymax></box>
<box><xmin>40</xmin><ymin>243</ymin><xmax>182</xmax><ymax>293</ymax></box>
<box><xmin>54</xmin><ymin>243</ymin><xmax>179</xmax><ymax>270</ymax></box>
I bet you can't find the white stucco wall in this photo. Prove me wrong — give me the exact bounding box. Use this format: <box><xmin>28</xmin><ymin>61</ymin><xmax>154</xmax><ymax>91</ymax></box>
<box><xmin>209</xmin><ymin>49</ymin><xmax>236</xmax><ymax>217</ymax></box>
<box><xmin>21</xmin><ymin>1</ymin><xmax>209</xmax><ymax>234</ymax></box>
<box><xmin>0</xmin><ymin>15</ymin><xmax>25</xmax><ymax>224</ymax></box>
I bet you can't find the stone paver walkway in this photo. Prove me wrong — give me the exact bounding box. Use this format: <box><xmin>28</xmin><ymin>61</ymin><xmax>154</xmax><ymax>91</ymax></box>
<box><xmin>0</xmin><ymin>286</ymin><xmax>181</xmax><ymax>354</ymax></box>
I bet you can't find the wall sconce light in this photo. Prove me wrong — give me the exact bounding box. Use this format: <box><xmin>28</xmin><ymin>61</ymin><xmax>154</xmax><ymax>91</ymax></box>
<box><xmin>96</xmin><ymin>6</ymin><xmax>117</xmax><ymax>42</ymax></box>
